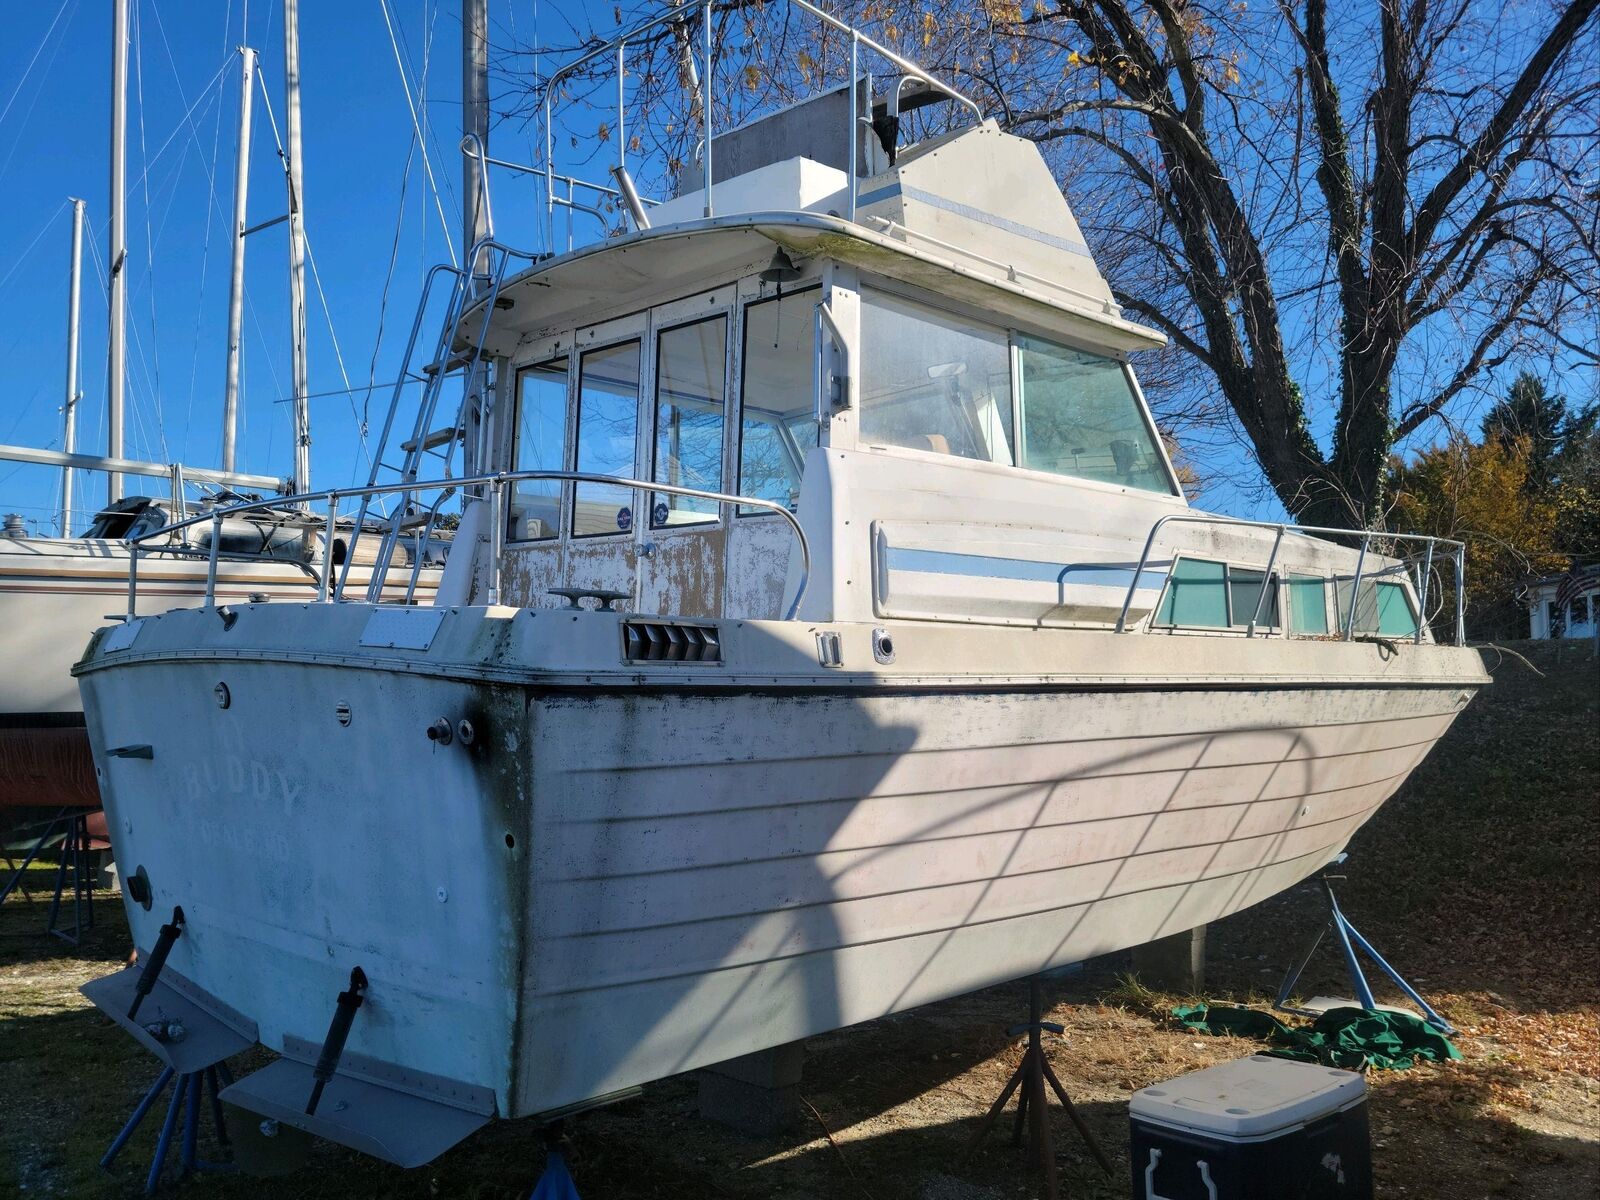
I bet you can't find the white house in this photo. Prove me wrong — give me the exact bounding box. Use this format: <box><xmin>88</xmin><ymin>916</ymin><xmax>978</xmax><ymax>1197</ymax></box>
<box><xmin>1524</xmin><ymin>570</ymin><xmax>1599</xmax><ymax>639</ymax></box>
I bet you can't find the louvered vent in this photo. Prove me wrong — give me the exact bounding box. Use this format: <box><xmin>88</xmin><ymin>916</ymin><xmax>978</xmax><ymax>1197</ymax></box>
<box><xmin>622</xmin><ymin>620</ymin><xmax>722</xmax><ymax>664</ymax></box>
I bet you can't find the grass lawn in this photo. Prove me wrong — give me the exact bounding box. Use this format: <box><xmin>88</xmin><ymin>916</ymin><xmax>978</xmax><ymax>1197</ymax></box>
<box><xmin>1</xmin><ymin>639</ymin><xmax>1594</xmax><ymax>1199</ymax></box>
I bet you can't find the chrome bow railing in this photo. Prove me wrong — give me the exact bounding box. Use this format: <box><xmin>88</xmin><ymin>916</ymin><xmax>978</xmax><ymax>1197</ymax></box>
<box><xmin>121</xmin><ymin>470</ymin><xmax>811</xmax><ymax>621</ymax></box>
<box><xmin>1113</xmin><ymin>513</ymin><xmax>1468</xmax><ymax>646</ymax></box>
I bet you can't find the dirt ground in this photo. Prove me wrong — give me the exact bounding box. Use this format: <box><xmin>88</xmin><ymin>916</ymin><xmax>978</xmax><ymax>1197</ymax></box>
<box><xmin>1</xmin><ymin>639</ymin><xmax>1595</xmax><ymax>1199</ymax></box>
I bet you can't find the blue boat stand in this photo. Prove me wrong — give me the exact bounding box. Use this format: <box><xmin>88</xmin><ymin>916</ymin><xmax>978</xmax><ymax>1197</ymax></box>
<box><xmin>530</xmin><ymin>1120</ymin><xmax>582</xmax><ymax>1200</ymax></box>
<box><xmin>102</xmin><ymin>1060</ymin><xmax>236</xmax><ymax>1193</ymax></box>
<box><xmin>1274</xmin><ymin>856</ymin><xmax>1456</xmax><ymax>1035</ymax></box>
<box><xmin>0</xmin><ymin>807</ymin><xmax>96</xmax><ymax>943</ymax></box>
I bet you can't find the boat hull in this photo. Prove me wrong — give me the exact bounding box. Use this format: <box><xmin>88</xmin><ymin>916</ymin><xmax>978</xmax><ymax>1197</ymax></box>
<box><xmin>76</xmin><ymin>604</ymin><xmax>1485</xmax><ymax>1128</ymax></box>
<box><xmin>0</xmin><ymin>536</ymin><xmax>433</xmax><ymax>805</ymax></box>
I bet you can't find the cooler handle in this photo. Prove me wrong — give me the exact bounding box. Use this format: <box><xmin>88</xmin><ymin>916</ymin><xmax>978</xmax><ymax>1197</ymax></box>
<box><xmin>1145</xmin><ymin>1147</ymin><xmax>1219</xmax><ymax>1200</ymax></box>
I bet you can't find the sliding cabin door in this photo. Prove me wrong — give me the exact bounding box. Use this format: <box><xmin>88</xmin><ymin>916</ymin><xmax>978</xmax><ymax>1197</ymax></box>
<box><xmin>634</xmin><ymin>286</ymin><xmax>736</xmax><ymax>618</ymax></box>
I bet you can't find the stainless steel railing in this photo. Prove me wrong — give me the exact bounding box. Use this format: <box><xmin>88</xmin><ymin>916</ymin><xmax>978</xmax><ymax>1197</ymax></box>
<box><xmin>534</xmin><ymin>0</ymin><xmax>984</xmax><ymax>252</ymax></box>
<box><xmin>1113</xmin><ymin>513</ymin><xmax>1468</xmax><ymax>646</ymax></box>
<box><xmin>122</xmin><ymin>470</ymin><xmax>811</xmax><ymax>621</ymax></box>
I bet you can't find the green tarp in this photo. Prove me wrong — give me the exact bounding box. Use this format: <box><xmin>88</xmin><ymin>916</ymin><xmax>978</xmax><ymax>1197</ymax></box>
<box><xmin>1171</xmin><ymin>1003</ymin><xmax>1462</xmax><ymax>1071</ymax></box>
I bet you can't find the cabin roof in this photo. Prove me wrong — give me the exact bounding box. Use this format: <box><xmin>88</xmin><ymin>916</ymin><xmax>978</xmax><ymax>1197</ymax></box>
<box><xmin>457</xmin><ymin>211</ymin><xmax>1166</xmax><ymax>361</ymax></box>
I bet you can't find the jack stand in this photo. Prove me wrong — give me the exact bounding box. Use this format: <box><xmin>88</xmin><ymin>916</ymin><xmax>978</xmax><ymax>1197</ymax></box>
<box><xmin>101</xmin><ymin>1061</ymin><xmax>236</xmax><ymax>1194</ymax></box>
<box><xmin>966</xmin><ymin>977</ymin><xmax>1113</xmax><ymax>1199</ymax></box>
<box><xmin>46</xmin><ymin>812</ymin><xmax>95</xmax><ymax>944</ymax></box>
<box><xmin>530</xmin><ymin>1119</ymin><xmax>582</xmax><ymax>1200</ymax></box>
<box><xmin>0</xmin><ymin>808</ymin><xmax>95</xmax><ymax>941</ymax></box>
<box><xmin>1275</xmin><ymin>857</ymin><xmax>1455</xmax><ymax>1035</ymax></box>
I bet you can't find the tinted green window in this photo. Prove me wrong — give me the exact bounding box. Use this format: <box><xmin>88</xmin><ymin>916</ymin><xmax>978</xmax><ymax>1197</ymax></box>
<box><xmin>1156</xmin><ymin>558</ymin><xmax>1228</xmax><ymax>626</ymax></box>
<box><xmin>1335</xmin><ymin>577</ymin><xmax>1419</xmax><ymax>636</ymax></box>
<box><xmin>1288</xmin><ymin>574</ymin><xmax>1329</xmax><ymax>636</ymax></box>
<box><xmin>1228</xmin><ymin>569</ymin><xmax>1280</xmax><ymax>628</ymax></box>
<box><xmin>1375</xmin><ymin>581</ymin><xmax>1418</xmax><ymax>636</ymax></box>
<box><xmin>1017</xmin><ymin>337</ymin><xmax>1174</xmax><ymax>493</ymax></box>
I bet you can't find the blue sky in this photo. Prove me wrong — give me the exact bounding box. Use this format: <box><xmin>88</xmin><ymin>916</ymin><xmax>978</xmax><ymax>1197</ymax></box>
<box><xmin>0</xmin><ymin>0</ymin><xmax>576</xmax><ymax>532</ymax></box>
<box><xmin>4</xmin><ymin>2</ymin><xmax>1574</xmax><ymax>535</ymax></box>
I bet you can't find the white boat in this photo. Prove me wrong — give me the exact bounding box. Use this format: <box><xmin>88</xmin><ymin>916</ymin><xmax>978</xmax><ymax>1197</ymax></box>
<box><xmin>75</xmin><ymin>3</ymin><xmax>1487</xmax><ymax>1169</ymax></box>
<box><xmin>1</xmin><ymin>497</ymin><xmax>440</xmax><ymax>807</ymax></box>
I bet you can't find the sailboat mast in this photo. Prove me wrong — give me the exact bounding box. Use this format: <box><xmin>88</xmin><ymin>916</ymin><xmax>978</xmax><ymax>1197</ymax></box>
<box><xmin>463</xmin><ymin>0</ymin><xmax>489</xmax><ymax>477</ymax></box>
<box><xmin>60</xmin><ymin>198</ymin><xmax>85</xmax><ymax>536</ymax></box>
<box><xmin>283</xmin><ymin>0</ymin><xmax>310</xmax><ymax>499</ymax></box>
<box><xmin>222</xmin><ymin>47</ymin><xmax>257</xmax><ymax>475</ymax></box>
<box><xmin>107</xmin><ymin>0</ymin><xmax>128</xmax><ymax>505</ymax></box>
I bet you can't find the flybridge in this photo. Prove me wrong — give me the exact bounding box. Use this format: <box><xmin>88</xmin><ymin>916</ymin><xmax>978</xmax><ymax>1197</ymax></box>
<box><xmin>524</xmin><ymin>0</ymin><xmax>984</xmax><ymax>252</ymax></box>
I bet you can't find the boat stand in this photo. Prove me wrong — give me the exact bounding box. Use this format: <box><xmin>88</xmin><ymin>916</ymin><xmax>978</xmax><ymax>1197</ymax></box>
<box><xmin>46</xmin><ymin>811</ymin><xmax>96</xmax><ymax>943</ymax></box>
<box><xmin>966</xmin><ymin>977</ymin><xmax>1113</xmax><ymax>1198</ymax></box>
<box><xmin>1274</xmin><ymin>859</ymin><xmax>1456</xmax><ymax>1035</ymax></box>
<box><xmin>530</xmin><ymin>1120</ymin><xmax>582</xmax><ymax>1200</ymax></box>
<box><xmin>101</xmin><ymin>1061</ymin><xmax>236</xmax><ymax>1193</ymax></box>
<box><xmin>0</xmin><ymin>807</ymin><xmax>95</xmax><ymax>942</ymax></box>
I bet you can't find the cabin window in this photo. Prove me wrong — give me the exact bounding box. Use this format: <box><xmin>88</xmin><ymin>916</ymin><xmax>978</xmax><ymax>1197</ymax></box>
<box><xmin>508</xmin><ymin>358</ymin><xmax>568</xmax><ymax>541</ymax></box>
<box><xmin>573</xmin><ymin>341</ymin><xmax>642</xmax><ymax>537</ymax></box>
<box><xmin>1334</xmin><ymin>576</ymin><xmax>1419</xmax><ymax>637</ymax></box>
<box><xmin>651</xmin><ymin>316</ymin><xmax>727</xmax><ymax>527</ymax></box>
<box><xmin>1156</xmin><ymin>558</ymin><xmax>1280</xmax><ymax>628</ymax></box>
<box><xmin>1156</xmin><ymin>558</ymin><xmax>1228</xmax><ymax>627</ymax></box>
<box><xmin>859</xmin><ymin>290</ymin><xmax>1013</xmax><ymax>465</ymax></box>
<box><xmin>739</xmin><ymin>289</ymin><xmax>819</xmax><ymax>514</ymax></box>
<box><xmin>1228</xmin><ymin>568</ymin><xmax>1281</xmax><ymax>629</ymax></box>
<box><xmin>1015</xmin><ymin>337</ymin><xmax>1173</xmax><ymax>493</ymax></box>
<box><xmin>1288</xmin><ymin>573</ymin><xmax>1330</xmax><ymax>636</ymax></box>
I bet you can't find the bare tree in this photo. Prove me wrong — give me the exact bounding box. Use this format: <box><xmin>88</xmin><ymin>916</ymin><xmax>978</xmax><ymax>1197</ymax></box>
<box><xmin>504</xmin><ymin>0</ymin><xmax>1599</xmax><ymax>526</ymax></box>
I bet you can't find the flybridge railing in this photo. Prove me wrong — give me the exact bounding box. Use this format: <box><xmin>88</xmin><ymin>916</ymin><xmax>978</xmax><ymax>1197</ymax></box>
<box><xmin>120</xmin><ymin>470</ymin><xmax>812</xmax><ymax>621</ymax></box>
<box><xmin>533</xmin><ymin>0</ymin><xmax>984</xmax><ymax>252</ymax></box>
<box><xmin>1113</xmin><ymin>513</ymin><xmax>1468</xmax><ymax>646</ymax></box>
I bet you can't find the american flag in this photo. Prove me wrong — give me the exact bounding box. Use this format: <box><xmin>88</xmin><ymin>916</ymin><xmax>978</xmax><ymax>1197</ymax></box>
<box><xmin>1554</xmin><ymin>563</ymin><xmax>1600</xmax><ymax>616</ymax></box>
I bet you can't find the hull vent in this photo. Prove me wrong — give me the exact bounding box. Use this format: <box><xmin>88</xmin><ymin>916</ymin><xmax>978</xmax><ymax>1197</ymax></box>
<box><xmin>622</xmin><ymin>620</ymin><xmax>722</xmax><ymax>664</ymax></box>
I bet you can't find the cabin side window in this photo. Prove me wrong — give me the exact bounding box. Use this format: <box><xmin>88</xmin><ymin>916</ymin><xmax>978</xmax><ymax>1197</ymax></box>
<box><xmin>508</xmin><ymin>358</ymin><xmax>569</xmax><ymax>542</ymax></box>
<box><xmin>1335</xmin><ymin>576</ymin><xmax>1418</xmax><ymax>637</ymax></box>
<box><xmin>1287</xmin><ymin>573</ymin><xmax>1330</xmax><ymax>636</ymax></box>
<box><xmin>858</xmin><ymin>290</ymin><xmax>1014</xmax><ymax>465</ymax></box>
<box><xmin>1015</xmin><ymin>337</ymin><xmax>1173</xmax><ymax>494</ymax></box>
<box><xmin>573</xmin><ymin>341</ymin><xmax>642</xmax><ymax>537</ymax></box>
<box><xmin>1155</xmin><ymin>557</ymin><xmax>1280</xmax><ymax>629</ymax></box>
<box><xmin>738</xmin><ymin>288</ymin><xmax>819</xmax><ymax>514</ymax></box>
<box><xmin>651</xmin><ymin>317</ymin><xmax>727</xmax><ymax>527</ymax></box>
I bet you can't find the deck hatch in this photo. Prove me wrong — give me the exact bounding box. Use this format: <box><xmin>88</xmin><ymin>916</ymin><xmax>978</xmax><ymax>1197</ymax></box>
<box><xmin>622</xmin><ymin>619</ymin><xmax>721</xmax><ymax>664</ymax></box>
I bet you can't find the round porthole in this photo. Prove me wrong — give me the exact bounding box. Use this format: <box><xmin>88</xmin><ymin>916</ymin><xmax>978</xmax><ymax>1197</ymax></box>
<box><xmin>335</xmin><ymin>701</ymin><xmax>352</xmax><ymax>728</ymax></box>
<box><xmin>213</xmin><ymin>682</ymin><xmax>231</xmax><ymax>709</ymax></box>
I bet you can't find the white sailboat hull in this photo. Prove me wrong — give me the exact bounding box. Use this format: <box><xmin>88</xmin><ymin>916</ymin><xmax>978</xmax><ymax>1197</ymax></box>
<box><xmin>76</xmin><ymin>604</ymin><xmax>1485</xmax><ymax>1125</ymax></box>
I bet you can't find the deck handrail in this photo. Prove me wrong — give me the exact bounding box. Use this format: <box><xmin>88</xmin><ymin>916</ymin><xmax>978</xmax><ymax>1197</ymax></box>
<box><xmin>121</xmin><ymin>470</ymin><xmax>811</xmax><ymax>622</ymax></box>
<box><xmin>1113</xmin><ymin>513</ymin><xmax>1467</xmax><ymax>646</ymax></box>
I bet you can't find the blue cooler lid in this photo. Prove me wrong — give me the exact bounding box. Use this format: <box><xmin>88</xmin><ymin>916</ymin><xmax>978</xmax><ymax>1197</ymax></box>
<box><xmin>1131</xmin><ymin>1054</ymin><xmax>1366</xmax><ymax>1140</ymax></box>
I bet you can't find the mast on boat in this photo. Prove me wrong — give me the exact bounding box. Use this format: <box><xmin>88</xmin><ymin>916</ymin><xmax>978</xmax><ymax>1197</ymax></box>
<box><xmin>222</xmin><ymin>47</ymin><xmax>258</xmax><ymax>475</ymax></box>
<box><xmin>462</xmin><ymin>0</ymin><xmax>490</xmax><ymax>477</ymax></box>
<box><xmin>283</xmin><ymin>0</ymin><xmax>311</xmax><ymax>500</ymax></box>
<box><xmin>106</xmin><ymin>0</ymin><xmax>128</xmax><ymax>505</ymax></box>
<box><xmin>60</xmin><ymin>198</ymin><xmax>85</xmax><ymax>537</ymax></box>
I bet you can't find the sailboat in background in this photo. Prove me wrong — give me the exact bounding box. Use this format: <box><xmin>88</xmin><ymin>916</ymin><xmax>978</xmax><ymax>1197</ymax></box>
<box><xmin>0</xmin><ymin>3</ymin><xmax>441</xmax><ymax>810</ymax></box>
